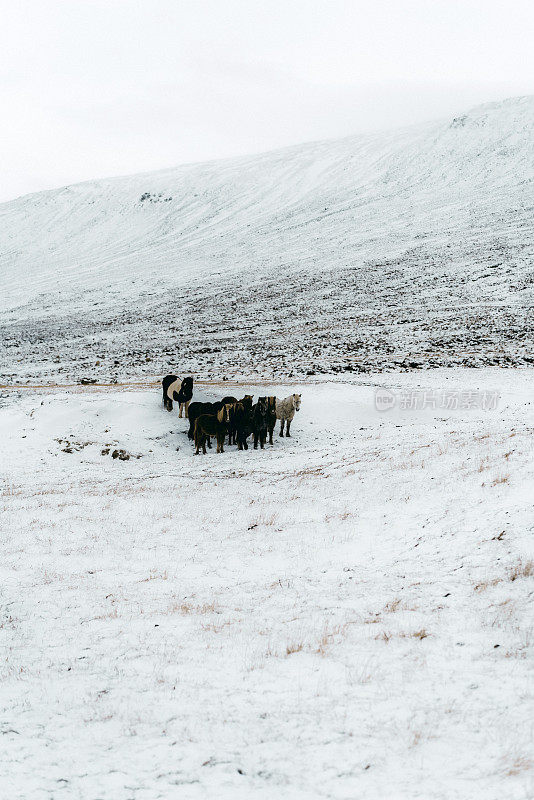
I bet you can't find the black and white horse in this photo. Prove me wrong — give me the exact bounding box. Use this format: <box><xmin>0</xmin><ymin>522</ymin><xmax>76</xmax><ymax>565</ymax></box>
<box><xmin>162</xmin><ymin>375</ymin><xmax>194</xmax><ymax>417</ymax></box>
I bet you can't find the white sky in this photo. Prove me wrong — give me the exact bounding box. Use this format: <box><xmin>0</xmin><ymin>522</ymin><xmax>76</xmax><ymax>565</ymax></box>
<box><xmin>1</xmin><ymin>0</ymin><xmax>533</xmax><ymax>202</ymax></box>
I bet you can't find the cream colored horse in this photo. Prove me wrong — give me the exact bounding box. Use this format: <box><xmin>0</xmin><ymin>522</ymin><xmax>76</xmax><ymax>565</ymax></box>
<box><xmin>276</xmin><ymin>394</ymin><xmax>301</xmax><ymax>437</ymax></box>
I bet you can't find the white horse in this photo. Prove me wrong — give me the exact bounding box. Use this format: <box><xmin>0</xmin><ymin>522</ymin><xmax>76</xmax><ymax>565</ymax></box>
<box><xmin>276</xmin><ymin>394</ymin><xmax>301</xmax><ymax>437</ymax></box>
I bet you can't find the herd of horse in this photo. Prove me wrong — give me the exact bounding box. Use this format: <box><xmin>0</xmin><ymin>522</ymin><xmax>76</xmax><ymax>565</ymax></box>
<box><xmin>162</xmin><ymin>375</ymin><xmax>301</xmax><ymax>454</ymax></box>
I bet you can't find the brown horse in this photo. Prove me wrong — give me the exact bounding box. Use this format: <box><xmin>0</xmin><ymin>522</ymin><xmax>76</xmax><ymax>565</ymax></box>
<box><xmin>194</xmin><ymin>405</ymin><xmax>232</xmax><ymax>454</ymax></box>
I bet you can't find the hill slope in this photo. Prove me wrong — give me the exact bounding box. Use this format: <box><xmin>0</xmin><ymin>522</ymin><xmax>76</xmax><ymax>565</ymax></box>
<box><xmin>1</xmin><ymin>96</ymin><xmax>533</xmax><ymax>382</ymax></box>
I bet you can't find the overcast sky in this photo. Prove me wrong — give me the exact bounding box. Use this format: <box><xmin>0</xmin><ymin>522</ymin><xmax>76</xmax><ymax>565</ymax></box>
<box><xmin>1</xmin><ymin>0</ymin><xmax>533</xmax><ymax>202</ymax></box>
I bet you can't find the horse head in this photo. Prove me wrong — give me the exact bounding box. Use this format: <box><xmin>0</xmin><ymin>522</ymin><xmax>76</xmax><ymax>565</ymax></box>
<box><xmin>257</xmin><ymin>397</ymin><xmax>268</xmax><ymax>417</ymax></box>
<box><xmin>217</xmin><ymin>404</ymin><xmax>231</xmax><ymax>423</ymax></box>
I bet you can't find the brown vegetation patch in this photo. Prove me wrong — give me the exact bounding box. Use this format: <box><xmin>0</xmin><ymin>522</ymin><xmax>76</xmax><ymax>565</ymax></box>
<box><xmin>507</xmin><ymin>559</ymin><xmax>534</xmax><ymax>582</ymax></box>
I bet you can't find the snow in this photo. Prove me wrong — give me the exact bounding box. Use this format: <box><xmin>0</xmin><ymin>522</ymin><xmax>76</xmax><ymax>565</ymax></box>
<box><xmin>1</xmin><ymin>96</ymin><xmax>534</xmax><ymax>383</ymax></box>
<box><xmin>1</xmin><ymin>370</ymin><xmax>533</xmax><ymax>798</ymax></box>
<box><xmin>1</xmin><ymin>93</ymin><xmax>533</xmax><ymax>796</ymax></box>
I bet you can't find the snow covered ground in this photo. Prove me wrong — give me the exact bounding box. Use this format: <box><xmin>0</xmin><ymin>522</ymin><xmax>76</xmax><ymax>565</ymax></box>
<box><xmin>1</xmin><ymin>95</ymin><xmax>534</xmax><ymax>383</ymax></box>
<box><xmin>1</xmin><ymin>369</ymin><xmax>533</xmax><ymax>799</ymax></box>
<box><xmin>1</xmin><ymin>93</ymin><xmax>533</xmax><ymax>797</ymax></box>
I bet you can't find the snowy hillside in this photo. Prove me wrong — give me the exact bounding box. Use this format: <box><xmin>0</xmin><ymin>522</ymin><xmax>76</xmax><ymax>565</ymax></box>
<box><xmin>1</xmin><ymin>96</ymin><xmax>534</xmax><ymax>383</ymax></box>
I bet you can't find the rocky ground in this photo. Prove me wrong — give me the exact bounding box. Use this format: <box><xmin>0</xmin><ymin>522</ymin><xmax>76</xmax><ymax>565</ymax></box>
<box><xmin>2</xmin><ymin>246</ymin><xmax>533</xmax><ymax>386</ymax></box>
<box><xmin>1</xmin><ymin>97</ymin><xmax>533</xmax><ymax>386</ymax></box>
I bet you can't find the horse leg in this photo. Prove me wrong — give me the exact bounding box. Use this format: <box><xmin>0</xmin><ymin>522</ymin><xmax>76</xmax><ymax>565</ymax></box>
<box><xmin>163</xmin><ymin>388</ymin><xmax>172</xmax><ymax>411</ymax></box>
<box><xmin>279</xmin><ymin>419</ymin><xmax>284</xmax><ymax>436</ymax></box>
<box><xmin>254</xmin><ymin>432</ymin><xmax>258</xmax><ymax>449</ymax></box>
<box><xmin>207</xmin><ymin>436</ymin><xmax>212</xmax><ymax>449</ymax></box>
<box><xmin>179</xmin><ymin>402</ymin><xmax>183</xmax><ymax>418</ymax></box>
<box><xmin>185</xmin><ymin>401</ymin><xmax>190</xmax><ymax>419</ymax></box>
<box><xmin>286</xmin><ymin>419</ymin><xmax>291</xmax><ymax>437</ymax></box>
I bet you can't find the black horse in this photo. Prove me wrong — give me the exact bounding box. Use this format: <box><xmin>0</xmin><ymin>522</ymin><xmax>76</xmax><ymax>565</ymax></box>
<box><xmin>227</xmin><ymin>395</ymin><xmax>252</xmax><ymax>445</ymax></box>
<box><xmin>162</xmin><ymin>375</ymin><xmax>194</xmax><ymax>416</ymax></box>
<box><xmin>251</xmin><ymin>397</ymin><xmax>268</xmax><ymax>450</ymax></box>
<box><xmin>234</xmin><ymin>399</ymin><xmax>254</xmax><ymax>450</ymax></box>
<box><xmin>266</xmin><ymin>396</ymin><xmax>277</xmax><ymax>445</ymax></box>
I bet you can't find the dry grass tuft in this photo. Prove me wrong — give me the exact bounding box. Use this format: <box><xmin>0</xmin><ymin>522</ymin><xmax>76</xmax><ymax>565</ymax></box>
<box><xmin>491</xmin><ymin>474</ymin><xmax>509</xmax><ymax>486</ymax></box>
<box><xmin>286</xmin><ymin>642</ymin><xmax>304</xmax><ymax>656</ymax></box>
<box><xmin>375</xmin><ymin>628</ymin><xmax>429</xmax><ymax>642</ymax></box>
<box><xmin>375</xmin><ymin>630</ymin><xmax>392</xmax><ymax>643</ymax></box>
<box><xmin>476</xmin><ymin>560</ymin><xmax>533</xmax><ymax>593</ymax></box>
<box><xmin>474</xmin><ymin>577</ymin><xmax>502</xmax><ymax>593</ymax></box>
<box><xmin>1</xmin><ymin>485</ymin><xmax>23</xmax><ymax>497</ymax></box>
<box><xmin>410</xmin><ymin>730</ymin><xmax>423</xmax><ymax>747</ymax></box>
<box><xmin>315</xmin><ymin>622</ymin><xmax>347</xmax><ymax>655</ymax></box>
<box><xmin>201</xmin><ymin>620</ymin><xmax>232</xmax><ymax>633</ymax></box>
<box><xmin>324</xmin><ymin>510</ymin><xmax>352</xmax><ymax>522</ymax></box>
<box><xmin>365</xmin><ymin>613</ymin><xmax>382</xmax><ymax>625</ymax></box>
<box><xmin>170</xmin><ymin>601</ymin><xmax>218</xmax><ymax>615</ymax></box>
<box><xmin>507</xmin><ymin>559</ymin><xmax>534</xmax><ymax>582</ymax></box>
<box><xmin>488</xmin><ymin>598</ymin><xmax>516</xmax><ymax>628</ymax></box>
<box><xmin>292</xmin><ymin>465</ymin><xmax>327</xmax><ymax>483</ymax></box>
<box><xmin>404</xmin><ymin>629</ymin><xmax>429</xmax><ymax>640</ymax></box>
<box><xmin>93</xmin><ymin>608</ymin><xmax>118</xmax><ymax>621</ymax></box>
<box><xmin>247</xmin><ymin>513</ymin><xmax>278</xmax><ymax>529</ymax></box>
<box><xmin>141</xmin><ymin>570</ymin><xmax>168</xmax><ymax>582</ymax></box>
<box><xmin>504</xmin><ymin>648</ymin><xmax>527</xmax><ymax>660</ymax></box>
<box><xmin>502</xmin><ymin>754</ymin><xmax>533</xmax><ymax>776</ymax></box>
